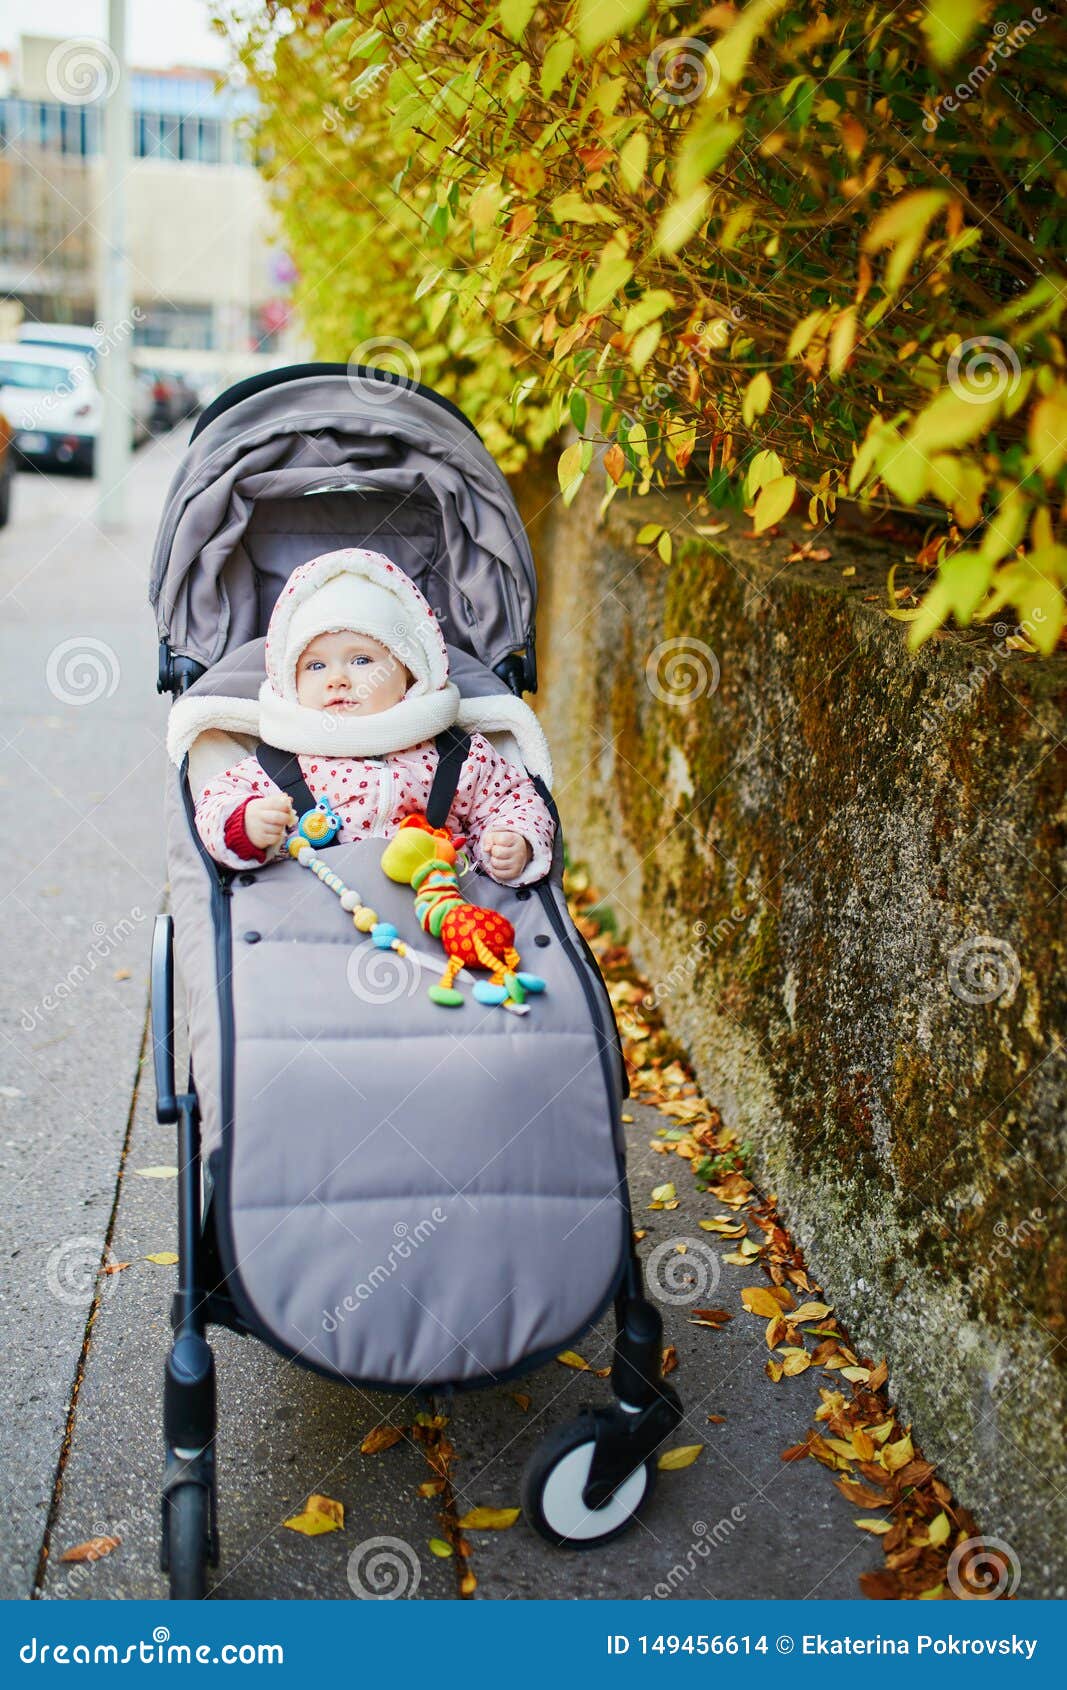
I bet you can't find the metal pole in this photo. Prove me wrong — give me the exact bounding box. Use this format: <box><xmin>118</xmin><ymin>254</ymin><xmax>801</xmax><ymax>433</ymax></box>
<box><xmin>95</xmin><ymin>0</ymin><xmax>131</xmax><ymax>527</ymax></box>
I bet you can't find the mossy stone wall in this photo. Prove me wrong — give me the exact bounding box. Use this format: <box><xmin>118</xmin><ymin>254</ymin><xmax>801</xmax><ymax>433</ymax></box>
<box><xmin>515</xmin><ymin>460</ymin><xmax>1067</xmax><ymax>1592</ymax></box>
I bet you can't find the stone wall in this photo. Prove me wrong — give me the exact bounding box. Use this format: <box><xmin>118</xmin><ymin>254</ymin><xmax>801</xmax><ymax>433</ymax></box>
<box><xmin>514</xmin><ymin>458</ymin><xmax>1067</xmax><ymax>1593</ymax></box>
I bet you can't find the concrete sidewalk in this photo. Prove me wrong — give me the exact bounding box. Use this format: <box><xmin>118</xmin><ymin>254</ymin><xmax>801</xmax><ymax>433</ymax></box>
<box><xmin>2</xmin><ymin>438</ymin><xmax>881</xmax><ymax>1601</ymax></box>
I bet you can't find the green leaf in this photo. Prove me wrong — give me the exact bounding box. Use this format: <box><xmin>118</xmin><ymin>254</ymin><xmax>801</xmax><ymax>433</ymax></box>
<box><xmin>570</xmin><ymin>391</ymin><xmax>588</xmax><ymax>434</ymax></box>
<box><xmin>922</xmin><ymin>0</ymin><xmax>986</xmax><ymax>67</ymax></box>
<box><xmin>499</xmin><ymin>0</ymin><xmax>538</xmax><ymax>41</ymax></box>
<box><xmin>653</xmin><ymin>187</ymin><xmax>710</xmax><ymax>255</ymax></box>
<box><xmin>752</xmin><ymin>476</ymin><xmax>796</xmax><ymax>532</ymax></box>
<box><xmin>540</xmin><ymin>37</ymin><xmax>575</xmax><ymax>98</ymax></box>
<box><xmin>323</xmin><ymin>18</ymin><xmax>355</xmax><ymax>49</ymax></box>
<box><xmin>577</xmin><ymin>0</ymin><xmax>650</xmax><ymax>54</ymax></box>
<box><xmin>586</xmin><ymin>249</ymin><xmax>634</xmax><ymax>315</ymax></box>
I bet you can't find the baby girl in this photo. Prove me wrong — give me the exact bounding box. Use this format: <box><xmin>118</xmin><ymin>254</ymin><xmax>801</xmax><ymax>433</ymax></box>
<box><xmin>190</xmin><ymin>548</ymin><xmax>555</xmax><ymax>885</ymax></box>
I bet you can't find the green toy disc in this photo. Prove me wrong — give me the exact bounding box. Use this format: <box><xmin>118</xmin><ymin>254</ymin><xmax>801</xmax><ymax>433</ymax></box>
<box><xmin>428</xmin><ymin>984</ymin><xmax>464</xmax><ymax>1008</ymax></box>
<box><xmin>503</xmin><ymin>971</ymin><xmax>525</xmax><ymax>1004</ymax></box>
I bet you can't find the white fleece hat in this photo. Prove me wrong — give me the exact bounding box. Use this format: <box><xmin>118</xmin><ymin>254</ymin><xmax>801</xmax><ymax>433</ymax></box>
<box><xmin>265</xmin><ymin>547</ymin><xmax>449</xmax><ymax>703</ymax></box>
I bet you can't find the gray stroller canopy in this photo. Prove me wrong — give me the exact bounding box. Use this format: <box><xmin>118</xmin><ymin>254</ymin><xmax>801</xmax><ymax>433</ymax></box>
<box><xmin>148</xmin><ymin>366</ymin><xmax>538</xmax><ymax>683</ymax></box>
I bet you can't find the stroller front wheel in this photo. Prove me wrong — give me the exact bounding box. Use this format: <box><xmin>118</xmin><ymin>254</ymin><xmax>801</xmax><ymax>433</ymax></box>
<box><xmin>165</xmin><ymin>1483</ymin><xmax>210</xmax><ymax>1599</ymax></box>
<box><xmin>521</xmin><ymin>1416</ymin><xmax>657</xmax><ymax>1549</ymax></box>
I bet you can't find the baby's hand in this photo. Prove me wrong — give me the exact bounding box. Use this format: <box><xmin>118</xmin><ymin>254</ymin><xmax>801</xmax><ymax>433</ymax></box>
<box><xmin>483</xmin><ymin>829</ymin><xmax>531</xmax><ymax>882</ymax></box>
<box><xmin>244</xmin><ymin>794</ymin><xmax>296</xmax><ymax>850</ymax></box>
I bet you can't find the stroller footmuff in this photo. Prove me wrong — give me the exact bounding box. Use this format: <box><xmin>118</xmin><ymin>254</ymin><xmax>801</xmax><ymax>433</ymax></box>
<box><xmin>149</xmin><ymin>364</ymin><xmax>682</xmax><ymax>1597</ymax></box>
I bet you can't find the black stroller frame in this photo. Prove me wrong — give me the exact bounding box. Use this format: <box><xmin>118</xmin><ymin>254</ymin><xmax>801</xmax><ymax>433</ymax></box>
<box><xmin>149</xmin><ymin>364</ymin><xmax>683</xmax><ymax>1599</ymax></box>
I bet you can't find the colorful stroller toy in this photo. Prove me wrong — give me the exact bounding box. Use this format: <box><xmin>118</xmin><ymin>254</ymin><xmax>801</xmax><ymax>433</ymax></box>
<box><xmin>148</xmin><ymin>363</ymin><xmax>682</xmax><ymax>1597</ymax></box>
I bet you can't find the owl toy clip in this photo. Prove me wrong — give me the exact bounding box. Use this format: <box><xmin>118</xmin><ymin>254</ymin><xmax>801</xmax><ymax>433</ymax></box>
<box><xmin>295</xmin><ymin>797</ymin><xmax>342</xmax><ymax>846</ymax></box>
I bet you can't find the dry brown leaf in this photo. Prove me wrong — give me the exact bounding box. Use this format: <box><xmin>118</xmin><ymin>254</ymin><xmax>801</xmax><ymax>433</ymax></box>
<box><xmin>361</xmin><ymin>1425</ymin><xmax>404</xmax><ymax>1455</ymax></box>
<box><xmin>510</xmin><ymin>1393</ymin><xmax>531</xmax><ymax>1412</ymax></box>
<box><xmin>59</xmin><ymin>1536</ymin><xmax>120</xmax><ymax>1564</ymax></box>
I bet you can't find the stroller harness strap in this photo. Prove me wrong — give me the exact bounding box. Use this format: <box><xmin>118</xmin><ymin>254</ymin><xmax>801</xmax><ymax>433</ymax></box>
<box><xmin>425</xmin><ymin>726</ymin><xmax>472</xmax><ymax>829</ymax></box>
<box><xmin>254</xmin><ymin>728</ymin><xmax>472</xmax><ymax>845</ymax></box>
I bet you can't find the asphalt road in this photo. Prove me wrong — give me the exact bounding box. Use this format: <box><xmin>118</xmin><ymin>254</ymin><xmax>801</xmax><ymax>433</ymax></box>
<box><xmin>0</xmin><ymin>437</ymin><xmax>880</xmax><ymax>1602</ymax></box>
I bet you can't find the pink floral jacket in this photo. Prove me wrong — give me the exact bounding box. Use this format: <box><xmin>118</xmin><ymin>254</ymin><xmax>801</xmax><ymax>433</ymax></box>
<box><xmin>193</xmin><ymin>733</ymin><xmax>556</xmax><ymax>886</ymax></box>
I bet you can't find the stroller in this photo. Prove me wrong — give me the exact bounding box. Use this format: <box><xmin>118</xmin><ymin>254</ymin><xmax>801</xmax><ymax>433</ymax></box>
<box><xmin>148</xmin><ymin>362</ymin><xmax>682</xmax><ymax>1598</ymax></box>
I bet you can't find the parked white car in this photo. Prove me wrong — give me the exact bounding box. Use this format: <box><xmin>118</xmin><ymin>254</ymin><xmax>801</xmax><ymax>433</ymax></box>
<box><xmin>0</xmin><ymin>343</ymin><xmax>102</xmax><ymax>474</ymax></box>
<box><xmin>18</xmin><ymin>322</ymin><xmax>103</xmax><ymax>369</ymax></box>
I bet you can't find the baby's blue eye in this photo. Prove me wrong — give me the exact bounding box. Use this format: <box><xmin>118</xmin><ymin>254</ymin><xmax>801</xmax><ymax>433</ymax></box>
<box><xmin>351</xmin><ymin>654</ymin><xmax>372</xmax><ymax>665</ymax></box>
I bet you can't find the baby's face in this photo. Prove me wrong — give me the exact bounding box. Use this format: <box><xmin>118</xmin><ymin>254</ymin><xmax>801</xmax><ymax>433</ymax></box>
<box><xmin>296</xmin><ymin>630</ymin><xmax>410</xmax><ymax>716</ymax></box>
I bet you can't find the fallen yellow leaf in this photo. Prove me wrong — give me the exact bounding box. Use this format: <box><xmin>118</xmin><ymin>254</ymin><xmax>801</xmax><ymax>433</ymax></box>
<box><xmin>793</xmin><ymin>1301</ymin><xmax>833</xmax><ymax>1321</ymax></box>
<box><xmin>854</xmin><ymin>1518</ymin><xmax>892</xmax><ymax>1534</ymax></box>
<box><xmin>556</xmin><ymin>1350</ymin><xmax>593</xmax><ymax>1371</ymax></box>
<box><xmin>133</xmin><ymin>1166</ymin><xmax>178</xmax><ymax>1179</ymax></box>
<box><xmin>457</xmin><ymin>1507</ymin><xmax>520</xmax><ymax>1530</ymax></box>
<box><xmin>741</xmin><ymin>1287</ymin><xmax>783</xmax><ymax>1318</ymax></box>
<box><xmin>144</xmin><ymin>1252</ymin><xmax>178</xmax><ymax>1266</ymax></box>
<box><xmin>428</xmin><ymin>1538</ymin><xmax>453</xmax><ymax>1558</ymax></box>
<box><xmin>927</xmin><ymin>1510</ymin><xmax>951</xmax><ymax>1546</ymax></box>
<box><xmin>283</xmin><ymin>1494</ymin><xmax>344</xmax><ymax>1536</ymax></box>
<box><xmin>657</xmin><ymin>1444</ymin><xmax>704</xmax><ymax>1470</ymax></box>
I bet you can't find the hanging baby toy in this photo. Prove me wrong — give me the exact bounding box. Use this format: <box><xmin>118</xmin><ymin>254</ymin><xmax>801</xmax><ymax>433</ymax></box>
<box><xmin>380</xmin><ymin>813</ymin><xmax>546</xmax><ymax>1012</ymax></box>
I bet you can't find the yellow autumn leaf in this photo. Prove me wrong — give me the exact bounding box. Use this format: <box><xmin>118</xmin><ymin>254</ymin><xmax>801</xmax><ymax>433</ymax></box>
<box><xmin>556</xmin><ymin>1349</ymin><xmax>593</xmax><ymax>1370</ymax></box>
<box><xmin>741</xmin><ymin>1286</ymin><xmax>783</xmax><ymax>1318</ymax></box>
<box><xmin>283</xmin><ymin>1494</ymin><xmax>344</xmax><ymax>1536</ymax></box>
<box><xmin>457</xmin><ymin>1506</ymin><xmax>520</xmax><ymax>1530</ymax></box>
<box><xmin>752</xmin><ymin>476</ymin><xmax>797</xmax><ymax>533</ymax></box>
<box><xmin>854</xmin><ymin>1517</ymin><xmax>893</xmax><ymax>1534</ymax></box>
<box><xmin>133</xmin><ymin>1166</ymin><xmax>178</xmax><ymax>1179</ymax></box>
<box><xmin>658</xmin><ymin>1444</ymin><xmax>704</xmax><ymax>1470</ymax></box>
<box><xmin>651</xmin><ymin>1182</ymin><xmax>676</xmax><ymax>1202</ymax></box>
<box><xmin>59</xmin><ymin>1535</ymin><xmax>120</xmax><ymax>1563</ymax></box>
<box><xmin>780</xmin><ymin>1348</ymin><xmax>811</xmax><ymax>1376</ymax></box>
<box><xmin>742</xmin><ymin>370</ymin><xmax>772</xmax><ymax>428</ymax></box>
<box><xmin>428</xmin><ymin>1537</ymin><xmax>454</xmax><ymax>1557</ymax></box>
<box><xmin>883</xmin><ymin>1433</ymin><xmax>915</xmax><ymax>1472</ymax></box>
<box><xmin>794</xmin><ymin>1302</ymin><xmax>834</xmax><ymax>1322</ymax></box>
<box><xmin>928</xmin><ymin>1510</ymin><xmax>951</xmax><ymax>1546</ymax></box>
<box><xmin>144</xmin><ymin>1252</ymin><xmax>179</xmax><ymax>1266</ymax></box>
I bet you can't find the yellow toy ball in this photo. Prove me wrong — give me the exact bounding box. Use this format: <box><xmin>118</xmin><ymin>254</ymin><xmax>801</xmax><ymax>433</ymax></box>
<box><xmin>352</xmin><ymin>907</ymin><xmax>379</xmax><ymax>932</ymax></box>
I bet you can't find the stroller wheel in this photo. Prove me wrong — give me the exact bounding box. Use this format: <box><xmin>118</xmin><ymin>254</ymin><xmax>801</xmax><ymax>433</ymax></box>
<box><xmin>521</xmin><ymin>1415</ymin><xmax>656</xmax><ymax>1549</ymax></box>
<box><xmin>166</xmin><ymin>1484</ymin><xmax>210</xmax><ymax>1599</ymax></box>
